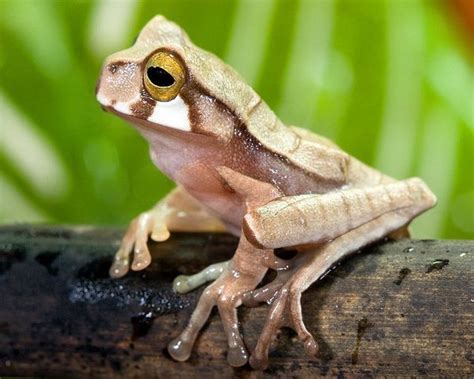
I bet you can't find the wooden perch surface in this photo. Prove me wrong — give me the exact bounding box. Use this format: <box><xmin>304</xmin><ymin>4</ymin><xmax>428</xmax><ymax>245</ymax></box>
<box><xmin>0</xmin><ymin>225</ymin><xmax>472</xmax><ymax>378</ymax></box>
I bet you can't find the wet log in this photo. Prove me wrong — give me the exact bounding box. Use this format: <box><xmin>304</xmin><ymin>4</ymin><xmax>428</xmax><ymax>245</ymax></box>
<box><xmin>0</xmin><ymin>225</ymin><xmax>472</xmax><ymax>378</ymax></box>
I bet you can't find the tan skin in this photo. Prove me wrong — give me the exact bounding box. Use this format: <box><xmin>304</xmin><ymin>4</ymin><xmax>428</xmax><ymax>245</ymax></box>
<box><xmin>96</xmin><ymin>16</ymin><xmax>436</xmax><ymax>369</ymax></box>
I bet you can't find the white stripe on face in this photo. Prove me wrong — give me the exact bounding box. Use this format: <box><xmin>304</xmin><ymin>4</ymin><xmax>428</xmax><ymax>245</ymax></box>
<box><xmin>148</xmin><ymin>95</ymin><xmax>191</xmax><ymax>132</ymax></box>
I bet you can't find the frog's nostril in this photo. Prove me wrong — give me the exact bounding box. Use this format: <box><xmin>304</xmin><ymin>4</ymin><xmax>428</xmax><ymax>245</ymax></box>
<box><xmin>107</xmin><ymin>61</ymin><xmax>128</xmax><ymax>75</ymax></box>
<box><xmin>109</xmin><ymin>63</ymin><xmax>118</xmax><ymax>74</ymax></box>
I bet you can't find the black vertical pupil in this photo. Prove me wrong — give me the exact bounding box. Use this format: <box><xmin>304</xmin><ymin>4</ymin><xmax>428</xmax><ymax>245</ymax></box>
<box><xmin>147</xmin><ymin>66</ymin><xmax>175</xmax><ymax>87</ymax></box>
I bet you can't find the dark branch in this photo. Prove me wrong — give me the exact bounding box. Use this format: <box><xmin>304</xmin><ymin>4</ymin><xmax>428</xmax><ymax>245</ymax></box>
<box><xmin>0</xmin><ymin>225</ymin><xmax>472</xmax><ymax>377</ymax></box>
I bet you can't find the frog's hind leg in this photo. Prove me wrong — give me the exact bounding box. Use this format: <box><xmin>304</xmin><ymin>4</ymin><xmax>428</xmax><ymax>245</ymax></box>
<box><xmin>244</xmin><ymin>178</ymin><xmax>436</xmax><ymax>369</ymax></box>
<box><xmin>172</xmin><ymin>260</ymin><xmax>231</xmax><ymax>294</ymax></box>
<box><xmin>244</xmin><ymin>177</ymin><xmax>436</xmax><ymax>250</ymax></box>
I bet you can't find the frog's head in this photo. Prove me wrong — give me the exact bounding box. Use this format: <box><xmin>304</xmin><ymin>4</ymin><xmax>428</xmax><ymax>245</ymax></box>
<box><xmin>96</xmin><ymin>15</ymin><xmax>260</xmax><ymax>141</ymax></box>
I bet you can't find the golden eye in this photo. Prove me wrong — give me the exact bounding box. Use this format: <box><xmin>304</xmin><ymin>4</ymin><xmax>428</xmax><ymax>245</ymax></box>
<box><xmin>144</xmin><ymin>51</ymin><xmax>185</xmax><ymax>102</ymax></box>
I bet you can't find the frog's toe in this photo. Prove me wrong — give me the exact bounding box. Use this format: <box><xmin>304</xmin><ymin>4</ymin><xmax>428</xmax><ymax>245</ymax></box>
<box><xmin>109</xmin><ymin>219</ymin><xmax>139</xmax><ymax>278</ymax></box>
<box><xmin>109</xmin><ymin>254</ymin><xmax>130</xmax><ymax>278</ymax></box>
<box><xmin>249</xmin><ymin>282</ymin><xmax>317</xmax><ymax>370</ymax></box>
<box><xmin>168</xmin><ymin>335</ymin><xmax>194</xmax><ymax>361</ymax></box>
<box><xmin>216</xmin><ymin>293</ymin><xmax>250</xmax><ymax>367</ymax></box>
<box><xmin>150</xmin><ymin>223</ymin><xmax>170</xmax><ymax>242</ymax></box>
<box><xmin>131</xmin><ymin>244</ymin><xmax>152</xmax><ymax>271</ymax></box>
<box><xmin>172</xmin><ymin>275</ymin><xmax>191</xmax><ymax>294</ymax></box>
<box><xmin>227</xmin><ymin>345</ymin><xmax>249</xmax><ymax>367</ymax></box>
<box><xmin>172</xmin><ymin>260</ymin><xmax>231</xmax><ymax>294</ymax></box>
<box><xmin>167</xmin><ymin>283</ymin><xmax>218</xmax><ymax>361</ymax></box>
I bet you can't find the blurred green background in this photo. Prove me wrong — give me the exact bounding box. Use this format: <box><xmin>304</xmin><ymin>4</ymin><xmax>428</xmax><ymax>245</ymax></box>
<box><xmin>0</xmin><ymin>0</ymin><xmax>472</xmax><ymax>239</ymax></box>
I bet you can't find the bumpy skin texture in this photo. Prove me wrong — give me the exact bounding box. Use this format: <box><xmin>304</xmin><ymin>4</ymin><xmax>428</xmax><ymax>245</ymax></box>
<box><xmin>96</xmin><ymin>16</ymin><xmax>437</xmax><ymax>369</ymax></box>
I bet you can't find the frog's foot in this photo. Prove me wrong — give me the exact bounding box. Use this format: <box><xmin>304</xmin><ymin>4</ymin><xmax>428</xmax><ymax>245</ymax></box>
<box><xmin>109</xmin><ymin>210</ymin><xmax>170</xmax><ymax>278</ymax></box>
<box><xmin>173</xmin><ymin>260</ymin><xmax>231</xmax><ymax>294</ymax></box>
<box><xmin>168</xmin><ymin>268</ymin><xmax>264</xmax><ymax>367</ymax></box>
<box><xmin>241</xmin><ymin>251</ymin><xmax>308</xmax><ymax>307</ymax></box>
<box><xmin>248</xmin><ymin>280</ymin><xmax>317</xmax><ymax>370</ymax></box>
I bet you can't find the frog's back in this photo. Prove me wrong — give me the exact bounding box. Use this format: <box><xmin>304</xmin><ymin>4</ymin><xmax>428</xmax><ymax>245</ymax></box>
<box><xmin>177</xmin><ymin>17</ymin><xmax>383</xmax><ymax>189</ymax></box>
<box><xmin>185</xmin><ymin>46</ymin><xmax>350</xmax><ymax>186</ymax></box>
<box><xmin>244</xmin><ymin>101</ymin><xmax>351</xmax><ymax>185</ymax></box>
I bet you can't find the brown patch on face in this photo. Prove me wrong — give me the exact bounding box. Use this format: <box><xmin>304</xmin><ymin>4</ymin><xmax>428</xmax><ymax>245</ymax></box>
<box><xmin>130</xmin><ymin>100</ymin><xmax>154</xmax><ymax>119</ymax></box>
<box><xmin>139</xmin><ymin>88</ymin><xmax>156</xmax><ymax>106</ymax></box>
<box><xmin>130</xmin><ymin>89</ymin><xmax>156</xmax><ymax>119</ymax></box>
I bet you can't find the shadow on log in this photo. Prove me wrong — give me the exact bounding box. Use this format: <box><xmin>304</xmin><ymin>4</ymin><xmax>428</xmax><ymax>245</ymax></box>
<box><xmin>0</xmin><ymin>225</ymin><xmax>472</xmax><ymax>377</ymax></box>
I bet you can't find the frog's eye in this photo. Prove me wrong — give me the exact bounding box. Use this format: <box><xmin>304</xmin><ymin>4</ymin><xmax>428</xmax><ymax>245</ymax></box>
<box><xmin>144</xmin><ymin>51</ymin><xmax>185</xmax><ymax>102</ymax></box>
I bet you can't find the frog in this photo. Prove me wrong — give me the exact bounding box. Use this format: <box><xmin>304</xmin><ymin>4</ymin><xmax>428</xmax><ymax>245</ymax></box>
<box><xmin>96</xmin><ymin>15</ymin><xmax>436</xmax><ymax>369</ymax></box>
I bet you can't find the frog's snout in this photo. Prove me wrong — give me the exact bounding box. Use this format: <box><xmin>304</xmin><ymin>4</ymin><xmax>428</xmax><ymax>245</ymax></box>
<box><xmin>95</xmin><ymin>61</ymin><xmax>142</xmax><ymax>115</ymax></box>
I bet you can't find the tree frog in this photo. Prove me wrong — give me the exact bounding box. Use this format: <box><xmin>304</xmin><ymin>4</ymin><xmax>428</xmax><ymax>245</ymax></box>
<box><xmin>96</xmin><ymin>16</ymin><xmax>436</xmax><ymax>369</ymax></box>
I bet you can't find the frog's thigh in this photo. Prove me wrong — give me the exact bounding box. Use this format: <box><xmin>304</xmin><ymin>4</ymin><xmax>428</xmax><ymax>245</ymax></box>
<box><xmin>244</xmin><ymin>177</ymin><xmax>437</xmax><ymax>249</ymax></box>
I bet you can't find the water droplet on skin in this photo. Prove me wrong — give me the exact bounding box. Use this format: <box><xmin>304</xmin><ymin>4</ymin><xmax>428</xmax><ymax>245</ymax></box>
<box><xmin>403</xmin><ymin>247</ymin><xmax>414</xmax><ymax>253</ymax></box>
<box><xmin>460</xmin><ymin>252</ymin><xmax>466</xmax><ymax>257</ymax></box>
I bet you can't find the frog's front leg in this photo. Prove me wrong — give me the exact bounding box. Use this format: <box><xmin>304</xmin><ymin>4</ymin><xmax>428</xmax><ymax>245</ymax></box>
<box><xmin>109</xmin><ymin>186</ymin><xmax>225</xmax><ymax>278</ymax></box>
<box><xmin>243</xmin><ymin>178</ymin><xmax>436</xmax><ymax>369</ymax></box>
